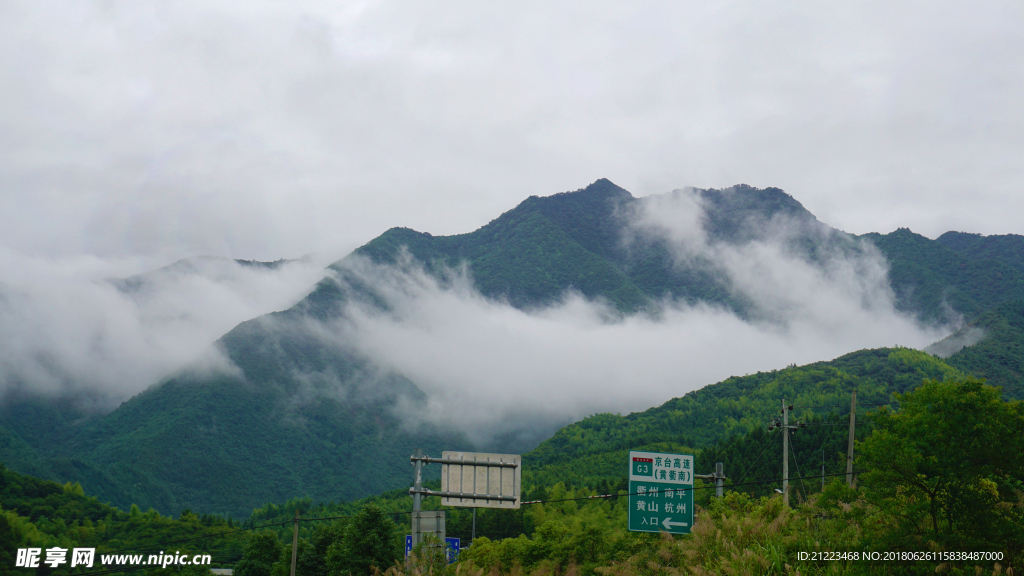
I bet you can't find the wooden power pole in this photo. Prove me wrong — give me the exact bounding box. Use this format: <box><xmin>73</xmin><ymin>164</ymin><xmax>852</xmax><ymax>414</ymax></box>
<box><xmin>782</xmin><ymin>399</ymin><xmax>789</xmax><ymax>506</ymax></box>
<box><xmin>289</xmin><ymin>510</ymin><xmax>299</xmax><ymax>576</ymax></box>
<box><xmin>768</xmin><ymin>399</ymin><xmax>806</xmax><ymax>506</ymax></box>
<box><xmin>846</xmin><ymin>389</ymin><xmax>857</xmax><ymax>487</ymax></box>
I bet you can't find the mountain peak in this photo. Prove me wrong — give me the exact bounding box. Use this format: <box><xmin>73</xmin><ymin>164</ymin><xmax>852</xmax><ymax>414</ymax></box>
<box><xmin>696</xmin><ymin>184</ymin><xmax>812</xmax><ymax>221</ymax></box>
<box><xmin>584</xmin><ymin>178</ymin><xmax>632</xmax><ymax>197</ymax></box>
<box><xmin>534</xmin><ymin>178</ymin><xmax>634</xmax><ymax>204</ymax></box>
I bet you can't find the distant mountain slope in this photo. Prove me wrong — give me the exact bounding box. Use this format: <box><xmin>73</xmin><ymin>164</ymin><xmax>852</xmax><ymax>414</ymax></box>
<box><xmin>941</xmin><ymin>299</ymin><xmax>1024</xmax><ymax>391</ymax></box>
<box><xmin>864</xmin><ymin>228</ymin><xmax>1024</xmax><ymax>325</ymax></box>
<box><xmin>4</xmin><ymin>179</ymin><xmax>1024</xmax><ymax>518</ymax></box>
<box><xmin>357</xmin><ymin>180</ymin><xmax>858</xmax><ymax>317</ymax></box>
<box><xmin>937</xmin><ymin>231</ymin><xmax>1024</xmax><ymax>275</ymax></box>
<box><xmin>107</xmin><ymin>255</ymin><xmax>295</xmax><ymax>296</ymax></box>
<box><xmin>359</xmin><ymin>181</ymin><xmax>1024</xmax><ymax>325</ymax></box>
<box><xmin>354</xmin><ymin>180</ymin><xmax>650</xmax><ymax>311</ymax></box>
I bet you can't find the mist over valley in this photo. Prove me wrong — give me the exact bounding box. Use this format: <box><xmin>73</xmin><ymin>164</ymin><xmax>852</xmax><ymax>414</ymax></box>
<box><xmin>3</xmin><ymin>179</ymin><xmax>1023</xmax><ymax>517</ymax></box>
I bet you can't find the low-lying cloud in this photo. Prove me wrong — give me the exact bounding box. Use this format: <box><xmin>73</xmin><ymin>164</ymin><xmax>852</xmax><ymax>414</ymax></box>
<box><xmin>0</xmin><ymin>188</ymin><xmax>954</xmax><ymax>449</ymax></box>
<box><xmin>325</xmin><ymin>195</ymin><xmax>947</xmax><ymax>447</ymax></box>
<box><xmin>0</xmin><ymin>248</ymin><xmax>329</xmax><ymax>406</ymax></box>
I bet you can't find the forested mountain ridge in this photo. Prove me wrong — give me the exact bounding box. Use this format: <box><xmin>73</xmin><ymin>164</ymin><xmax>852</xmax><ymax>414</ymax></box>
<box><xmin>3</xmin><ymin>179</ymin><xmax>1024</xmax><ymax>520</ymax></box>
<box><xmin>353</xmin><ymin>179</ymin><xmax>845</xmax><ymax>316</ymax></box>
<box><xmin>937</xmin><ymin>230</ymin><xmax>1024</xmax><ymax>274</ymax></box>
<box><xmin>864</xmin><ymin>228</ymin><xmax>1024</xmax><ymax>325</ymax></box>
<box><xmin>355</xmin><ymin>181</ymin><xmax>1024</xmax><ymax>325</ymax></box>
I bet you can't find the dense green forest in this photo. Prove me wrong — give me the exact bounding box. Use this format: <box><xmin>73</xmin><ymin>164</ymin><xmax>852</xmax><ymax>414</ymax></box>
<box><xmin>5</xmin><ymin>376</ymin><xmax>1021</xmax><ymax>575</ymax></box>
<box><xmin>864</xmin><ymin>228</ymin><xmax>1024</xmax><ymax>325</ymax></box>
<box><xmin>0</xmin><ymin>464</ymin><xmax>249</xmax><ymax>575</ymax></box>
<box><xmin>4</xmin><ymin>179</ymin><xmax>1024</xmax><ymax>529</ymax></box>
<box><xmin>943</xmin><ymin>299</ymin><xmax>1024</xmax><ymax>390</ymax></box>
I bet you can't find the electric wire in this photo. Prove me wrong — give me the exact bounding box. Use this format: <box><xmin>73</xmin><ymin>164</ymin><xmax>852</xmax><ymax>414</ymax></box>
<box><xmin>787</xmin><ymin>431</ymin><xmax>810</xmax><ymax>503</ymax></box>
<box><xmin>732</xmin><ymin>426</ymin><xmax>781</xmax><ymax>487</ymax></box>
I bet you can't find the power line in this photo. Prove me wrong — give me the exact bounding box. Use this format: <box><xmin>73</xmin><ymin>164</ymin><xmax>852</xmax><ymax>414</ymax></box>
<box><xmin>795</xmin><ymin>402</ymin><xmax>892</xmax><ymax>409</ymax></box>
<box><xmin>733</xmin><ymin>427</ymin><xmax>781</xmax><ymax>486</ymax></box>
<box><xmin>788</xmin><ymin>432</ymin><xmax>810</xmax><ymax>503</ymax></box>
<box><xmin>94</xmin><ymin>519</ymin><xmax>293</xmax><ymax>555</ymax></box>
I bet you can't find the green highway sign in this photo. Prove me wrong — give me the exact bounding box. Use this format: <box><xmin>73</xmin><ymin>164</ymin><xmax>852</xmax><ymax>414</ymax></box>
<box><xmin>627</xmin><ymin>450</ymin><xmax>694</xmax><ymax>534</ymax></box>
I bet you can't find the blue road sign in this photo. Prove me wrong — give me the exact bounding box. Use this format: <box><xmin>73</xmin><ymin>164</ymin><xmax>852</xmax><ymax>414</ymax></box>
<box><xmin>445</xmin><ymin>537</ymin><xmax>460</xmax><ymax>563</ymax></box>
<box><xmin>405</xmin><ymin>534</ymin><xmax>460</xmax><ymax>564</ymax></box>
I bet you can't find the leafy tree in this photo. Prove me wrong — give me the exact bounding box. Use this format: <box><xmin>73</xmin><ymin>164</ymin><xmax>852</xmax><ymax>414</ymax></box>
<box><xmin>234</xmin><ymin>530</ymin><xmax>286</xmax><ymax>576</ymax></box>
<box><xmin>296</xmin><ymin>520</ymin><xmax>347</xmax><ymax>576</ymax></box>
<box><xmin>0</xmin><ymin>511</ymin><xmax>16</xmax><ymax>568</ymax></box>
<box><xmin>857</xmin><ymin>378</ymin><xmax>1024</xmax><ymax>556</ymax></box>
<box><xmin>327</xmin><ymin>504</ymin><xmax>400</xmax><ymax>576</ymax></box>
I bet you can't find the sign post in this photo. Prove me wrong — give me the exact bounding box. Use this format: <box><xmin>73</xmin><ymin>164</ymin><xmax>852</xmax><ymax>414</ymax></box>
<box><xmin>409</xmin><ymin>449</ymin><xmax>521</xmax><ymax>549</ymax></box>
<box><xmin>627</xmin><ymin>450</ymin><xmax>694</xmax><ymax>534</ymax></box>
<box><xmin>411</xmin><ymin>510</ymin><xmax>445</xmax><ymax>549</ymax></box>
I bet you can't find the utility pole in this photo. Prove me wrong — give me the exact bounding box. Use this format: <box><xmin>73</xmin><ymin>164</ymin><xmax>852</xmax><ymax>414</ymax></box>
<box><xmin>412</xmin><ymin>448</ymin><xmax>423</xmax><ymax>547</ymax></box>
<box><xmin>821</xmin><ymin>450</ymin><xmax>825</xmax><ymax>491</ymax></box>
<box><xmin>715</xmin><ymin>462</ymin><xmax>724</xmax><ymax>498</ymax></box>
<box><xmin>695</xmin><ymin>462</ymin><xmax>727</xmax><ymax>498</ymax></box>
<box><xmin>289</xmin><ymin>510</ymin><xmax>299</xmax><ymax>576</ymax></box>
<box><xmin>782</xmin><ymin>399</ymin><xmax>789</xmax><ymax>506</ymax></box>
<box><xmin>768</xmin><ymin>399</ymin><xmax>806</xmax><ymax>507</ymax></box>
<box><xmin>846</xmin><ymin>389</ymin><xmax>857</xmax><ymax>487</ymax></box>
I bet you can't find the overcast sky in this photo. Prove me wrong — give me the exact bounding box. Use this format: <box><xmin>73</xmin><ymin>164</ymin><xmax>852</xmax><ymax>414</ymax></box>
<box><xmin>2</xmin><ymin>0</ymin><xmax>1022</xmax><ymax>269</ymax></box>
<box><xmin>1</xmin><ymin>1</ymin><xmax>1021</xmax><ymax>415</ymax></box>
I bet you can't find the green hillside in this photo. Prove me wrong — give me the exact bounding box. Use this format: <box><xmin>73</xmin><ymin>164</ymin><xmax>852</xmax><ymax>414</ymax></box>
<box><xmin>943</xmin><ymin>299</ymin><xmax>1024</xmax><ymax>391</ymax></box>
<box><xmin>4</xmin><ymin>179</ymin><xmax>1024</xmax><ymax>520</ymax></box>
<box><xmin>864</xmin><ymin>228</ymin><xmax>1024</xmax><ymax>324</ymax></box>
<box><xmin>6</xmin><ymin>375</ymin><xmax>1022</xmax><ymax>575</ymax></box>
<box><xmin>354</xmin><ymin>180</ymin><xmax>848</xmax><ymax>316</ymax></box>
<box><xmin>4</xmin><ymin>346</ymin><xmax>1023</xmax><ymax>573</ymax></box>
<box><xmin>232</xmin><ymin>371</ymin><xmax>1024</xmax><ymax>575</ymax></box>
<box><xmin>222</xmin><ymin>347</ymin><xmax>989</xmax><ymax>526</ymax></box>
<box><xmin>523</xmin><ymin>347</ymin><xmax>965</xmax><ymax>490</ymax></box>
<box><xmin>937</xmin><ymin>230</ymin><xmax>1024</xmax><ymax>274</ymax></box>
<box><xmin>0</xmin><ymin>365</ymin><xmax>469</xmax><ymax>518</ymax></box>
<box><xmin>0</xmin><ymin>463</ymin><xmax>249</xmax><ymax>573</ymax></box>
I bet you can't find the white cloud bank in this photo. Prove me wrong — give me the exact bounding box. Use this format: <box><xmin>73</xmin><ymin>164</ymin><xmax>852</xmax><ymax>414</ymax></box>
<box><xmin>327</xmin><ymin>191</ymin><xmax>947</xmax><ymax>446</ymax></box>
<box><xmin>0</xmin><ymin>186</ymin><xmax>954</xmax><ymax>450</ymax></box>
<box><xmin>0</xmin><ymin>250</ymin><xmax>329</xmax><ymax>405</ymax></box>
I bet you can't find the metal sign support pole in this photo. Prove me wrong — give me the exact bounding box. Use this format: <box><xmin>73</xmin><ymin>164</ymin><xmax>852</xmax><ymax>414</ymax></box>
<box><xmin>410</xmin><ymin>450</ymin><xmax>521</xmax><ymax>548</ymax></box>
<box><xmin>412</xmin><ymin>448</ymin><xmax>423</xmax><ymax>547</ymax></box>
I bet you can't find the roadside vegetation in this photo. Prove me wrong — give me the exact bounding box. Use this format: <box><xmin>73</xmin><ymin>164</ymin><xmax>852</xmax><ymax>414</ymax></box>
<box><xmin>5</xmin><ymin>377</ymin><xmax>1020</xmax><ymax>576</ymax></box>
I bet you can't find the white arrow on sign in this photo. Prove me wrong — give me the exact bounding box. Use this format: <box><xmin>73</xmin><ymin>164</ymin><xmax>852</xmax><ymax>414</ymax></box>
<box><xmin>662</xmin><ymin>517</ymin><xmax>688</xmax><ymax>530</ymax></box>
